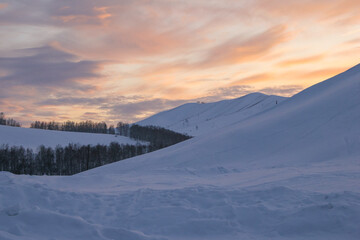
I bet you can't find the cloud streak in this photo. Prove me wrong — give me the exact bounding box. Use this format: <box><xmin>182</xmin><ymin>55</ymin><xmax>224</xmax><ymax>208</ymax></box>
<box><xmin>0</xmin><ymin>46</ymin><xmax>101</xmax><ymax>91</ymax></box>
<box><xmin>199</xmin><ymin>25</ymin><xmax>289</xmax><ymax>67</ymax></box>
<box><xmin>278</xmin><ymin>55</ymin><xmax>325</xmax><ymax>67</ymax></box>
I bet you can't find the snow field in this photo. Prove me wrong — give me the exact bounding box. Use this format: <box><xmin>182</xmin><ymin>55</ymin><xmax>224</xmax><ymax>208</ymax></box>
<box><xmin>137</xmin><ymin>93</ymin><xmax>286</xmax><ymax>136</ymax></box>
<box><xmin>1</xmin><ymin>167</ymin><xmax>359</xmax><ymax>240</ymax></box>
<box><xmin>0</xmin><ymin>125</ymin><xmax>141</xmax><ymax>150</ymax></box>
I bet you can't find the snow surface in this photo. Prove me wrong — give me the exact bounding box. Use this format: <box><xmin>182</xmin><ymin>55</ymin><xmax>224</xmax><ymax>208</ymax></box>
<box><xmin>1</xmin><ymin>64</ymin><xmax>360</xmax><ymax>239</ymax></box>
<box><xmin>137</xmin><ymin>93</ymin><xmax>286</xmax><ymax>136</ymax></box>
<box><xmin>0</xmin><ymin>126</ymin><xmax>141</xmax><ymax>149</ymax></box>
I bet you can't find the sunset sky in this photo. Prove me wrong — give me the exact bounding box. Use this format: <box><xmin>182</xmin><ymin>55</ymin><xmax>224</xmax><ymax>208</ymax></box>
<box><xmin>1</xmin><ymin>0</ymin><xmax>359</xmax><ymax>126</ymax></box>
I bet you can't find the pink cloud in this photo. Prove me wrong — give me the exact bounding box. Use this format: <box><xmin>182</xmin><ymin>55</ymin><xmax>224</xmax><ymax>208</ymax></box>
<box><xmin>0</xmin><ymin>3</ymin><xmax>8</xmax><ymax>9</ymax></box>
<box><xmin>278</xmin><ymin>55</ymin><xmax>325</xmax><ymax>67</ymax></box>
<box><xmin>199</xmin><ymin>25</ymin><xmax>289</xmax><ymax>67</ymax></box>
<box><xmin>256</xmin><ymin>0</ymin><xmax>360</xmax><ymax>25</ymax></box>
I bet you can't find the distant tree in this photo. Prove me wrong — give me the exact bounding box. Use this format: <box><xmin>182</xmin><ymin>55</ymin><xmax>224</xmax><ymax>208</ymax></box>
<box><xmin>0</xmin><ymin>112</ymin><xmax>5</xmax><ymax>125</ymax></box>
<box><xmin>30</xmin><ymin>120</ymin><xmax>114</xmax><ymax>134</ymax></box>
<box><xmin>0</xmin><ymin>112</ymin><xmax>6</xmax><ymax>125</ymax></box>
<box><xmin>0</xmin><ymin>112</ymin><xmax>21</xmax><ymax>127</ymax></box>
<box><xmin>116</xmin><ymin>122</ymin><xmax>130</xmax><ymax>136</ymax></box>
<box><xmin>127</xmin><ymin>124</ymin><xmax>191</xmax><ymax>149</ymax></box>
<box><xmin>108</xmin><ymin>125</ymin><xmax>115</xmax><ymax>134</ymax></box>
<box><xmin>0</xmin><ymin>141</ymin><xmax>151</xmax><ymax>176</ymax></box>
<box><xmin>1</xmin><ymin>122</ymin><xmax>191</xmax><ymax>176</ymax></box>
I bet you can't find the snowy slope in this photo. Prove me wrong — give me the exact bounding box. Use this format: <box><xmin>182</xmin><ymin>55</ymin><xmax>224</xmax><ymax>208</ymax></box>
<box><xmin>137</xmin><ymin>93</ymin><xmax>286</xmax><ymax>136</ymax></box>
<box><xmin>0</xmin><ymin>125</ymin><xmax>141</xmax><ymax>149</ymax></box>
<box><xmin>1</xmin><ymin>64</ymin><xmax>360</xmax><ymax>240</ymax></box>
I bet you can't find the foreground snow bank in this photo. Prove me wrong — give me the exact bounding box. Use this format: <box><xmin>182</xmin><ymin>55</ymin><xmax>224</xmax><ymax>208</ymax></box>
<box><xmin>0</xmin><ymin>163</ymin><xmax>359</xmax><ymax>240</ymax></box>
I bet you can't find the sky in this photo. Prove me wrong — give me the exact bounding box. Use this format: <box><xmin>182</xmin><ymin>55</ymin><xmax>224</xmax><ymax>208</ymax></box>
<box><xmin>0</xmin><ymin>0</ymin><xmax>359</xmax><ymax>126</ymax></box>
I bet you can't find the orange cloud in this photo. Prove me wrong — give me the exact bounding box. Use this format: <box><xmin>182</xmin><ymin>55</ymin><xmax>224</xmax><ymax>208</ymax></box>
<box><xmin>345</xmin><ymin>37</ymin><xmax>360</xmax><ymax>45</ymax></box>
<box><xmin>49</xmin><ymin>2</ymin><xmax>232</xmax><ymax>62</ymax></box>
<box><xmin>94</xmin><ymin>6</ymin><xmax>112</xmax><ymax>20</ymax></box>
<box><xmin>302</xmin><ymin>67</ymin><xmax>348</xmax><ymax>80</ymax></box>
<box><xmin>256</xmin><ymin>0</ymin><xmax>360</xmax><ymax>23</ymax></box>
<box><xmin>55</xmin><ymin>12</ymin><xmax>111</xmax><ymax>24</ymax></box>
<box><xmin>131</xmin><ymin>24</ymin><xmax>291</xmax><ymax>80</ymax></box>
<box><xmin>53</xmin><ymin>4</ymin><xmax>113</xmax><ymax>26</ymax></box>
<box><xmin>230</xmin><ymin>73</ymin><xmax>273</xmax><ymax>85</ymax></box>
<box><xmin>278</xmin><ymin>55</ymin><xmax>325</xmax><ymax>67</ymax></box>
<box><xmin>0</xmin><ymin>3</ymin><xmax>8</xmax><ymax>9</ymax></box>
<box><xmin>199</xmin><ymin>25</ymin><xmax>290</xmax><ymax>67</ymax></box>
<box><xmin>322</xmin><ymin>0</ymin><xmax>360</xmax><ymax>24</ymax></box>
<box><xmin>161</xmin><ymin>87</ymin><xmax>190</xmax><ymax>98</ymax></box>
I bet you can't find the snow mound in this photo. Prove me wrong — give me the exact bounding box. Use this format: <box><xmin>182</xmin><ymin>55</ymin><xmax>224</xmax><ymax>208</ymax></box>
<box><xmin>137</xmin><ymin>93</ymin><xmax>286</xmax><ymax>136</ymax></box>
<box><xmin>0</xmin><ymin>171</ymin><xmax>359</xmax><ymax>240</ymax></box>
<box><xmin>107</xmin><ymin>63</ymin><xmax>360</xmax><ymax>174</ymax></box>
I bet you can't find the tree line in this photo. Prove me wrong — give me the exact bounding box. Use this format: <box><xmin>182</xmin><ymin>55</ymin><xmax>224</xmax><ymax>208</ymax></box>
<box><xmin>0</xmin><ymin>125</ymin><xmax>191</xmax><ymax>175</ymax></box>
<box><xmin>128</xmin><ymin>124</ymin><xmax>191</xmax><ymax>148</ymax></box>
<box><xmin>29</xmin><ymin>121</ymin><xmax>192</xmax><ymax>148</ymax></box>
<box><xmin>0</xmin><ymin>112</ymin><xmax>21</xmax><ymax>127</ymax></box>
<box><xmin>3</xmin><ymin>116</ymin><xmax>192</xmax><ymax>149</ymax></box>
<box><xmin>30</xmin><ymin>120</ymin><xmax>115</xmax><ymax>134</ymax></box>
<box><xmin>1</xmin><ymin>114</ymin><xmax>192</xmax><ymax>175</ymax></box>
<box><xmin>0</xmin><ymin>142</ymin><xmax>149</xmax><ymax>175</ymax></box>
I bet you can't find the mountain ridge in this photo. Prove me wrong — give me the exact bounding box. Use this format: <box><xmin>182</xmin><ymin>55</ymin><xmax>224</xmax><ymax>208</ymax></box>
<box><xmin>87</xmin><ymin>63</ymin><xmax>360</xmax><ymax>174</ymax></box>
<box><xmin>137</xmin><ymin>92</ymin><xmax>287</xmax><ymax>136</ymax></box>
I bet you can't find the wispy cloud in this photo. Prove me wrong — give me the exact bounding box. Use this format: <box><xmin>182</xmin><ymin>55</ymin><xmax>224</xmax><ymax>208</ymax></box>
<box><xmin>0</xmin><ymin>3</ymin><xmax>8</xmax><ymax>9</ymax></box>
<box><xmin>0</xmin><ymin>46</ymin><xmax>101</xmax><ymax>91</ymax></box>
<box><xmin>302</xmin><ymin>67</ymin><xmax>347</xmax><ymax>80</ymax></box>
<box><xmin>278</xmin><ymin>55</ymin><xmax>325</xmax><ymax>67</ymax></box>
<box><xmin>256</xmin><ymin>0</ymin><xmax>360</xmax><ymax>23</ymax></box>
<box><xmin>230</xmin><ymin>73</ymin><xmax>273</xmax><ymax>85</ymax></box>
<box><xmin>198</xmin><ymin>25</ymin><xmax>290</xmax><ymax>67</ymax></box>
<box><xmin>259</xmin><ymin>85</ymin><xmax>303</xmax><ymax>96</ymax></box>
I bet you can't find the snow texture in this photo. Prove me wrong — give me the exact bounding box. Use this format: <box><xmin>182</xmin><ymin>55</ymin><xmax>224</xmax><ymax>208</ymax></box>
<box><xmin>0</xmin><ymin>126</ymin><xmax>141</xmax><ymax>150</ymax></box>
<box><xmin>137</xmin><ymin>93</ymin><xmax>286</xmax><ymax>136</ymax></box>
<box><xmin>1</xmin><ymin>64</ymin><xmax>360</xmax><ymax>239</ymax></box>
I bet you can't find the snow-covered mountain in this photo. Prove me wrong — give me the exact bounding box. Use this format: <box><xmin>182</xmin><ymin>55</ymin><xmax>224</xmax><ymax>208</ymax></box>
<box><xmin>137</xmin><ymin>93</ymin><xmax>286</xmax><ymax>136</ymax></box>
<box><xmin>0</xmin><ymin>125</ymin><xmax>140</xmax><ymax>149</ymax></box>
<box><xmin>1</xmin><ymin>64</ymin><xmax>360</xmax><ymax>240</ymax></box>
